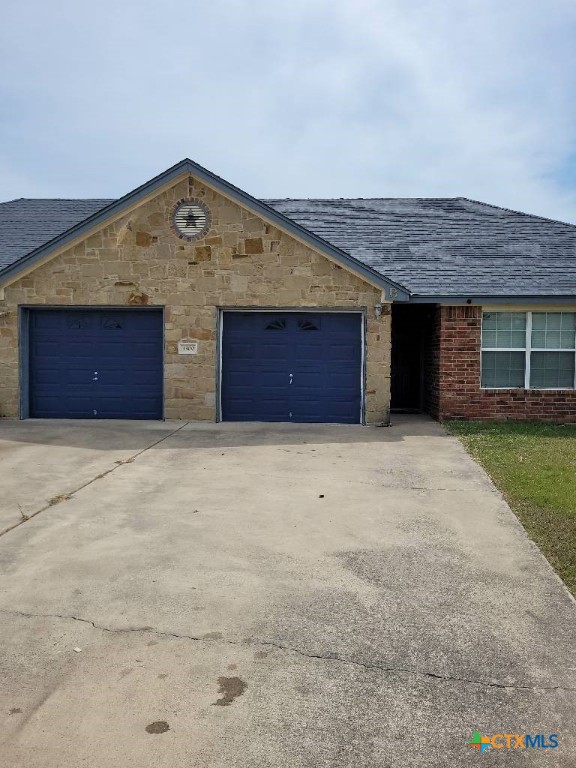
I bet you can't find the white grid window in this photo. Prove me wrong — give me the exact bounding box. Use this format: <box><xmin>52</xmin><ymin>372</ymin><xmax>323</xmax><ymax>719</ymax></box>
<box><xmin>481</xmin><ymin>311</ymin><xmax>576</xmax><ymax>389</ymax></box>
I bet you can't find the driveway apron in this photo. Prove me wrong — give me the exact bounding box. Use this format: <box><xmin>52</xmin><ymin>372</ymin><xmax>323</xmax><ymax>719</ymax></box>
<box><xmin>0</xmin><ymin>416</ymin><xmax>574</xmax><ymax>767</ymax></box>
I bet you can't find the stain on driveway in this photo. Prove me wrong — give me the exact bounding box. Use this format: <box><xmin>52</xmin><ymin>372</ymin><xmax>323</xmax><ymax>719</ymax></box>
<box><xmin>212</xmin><ymin>677</ymin><xmax>248</xmax><ymax>706</ymax></box>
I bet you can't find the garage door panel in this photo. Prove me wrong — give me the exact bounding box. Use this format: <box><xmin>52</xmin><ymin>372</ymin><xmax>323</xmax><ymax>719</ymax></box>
<box><xmin>32</xmin><ymin>395</ymin><xmax>94</xmax><ymax>418</ymax></box>
<box><xmin>224</xmin><ymin>371</ymin><xmax>254</xmax><ymax>388</ymax></box>
<box><xmin>223</xmin><ymin>396</ymin><xmax>290</xmax><ymax>419</ymax></box>
<box><xmin>327</xmin><ymin>343</ymin><xmax>361</xmax><ymax>360</ymax></box>
<box><xmin>28</xmin><ymin>309</ymin><xmax>163</xmax><ymax>419</ymax></box>
<box><xmin>293</xmin><ymin>343</ymin><xmax>324</xmax><ymax>360</ymax></box>
<box><xmin>31</xmin><ymin>369</ymin><xmax>60</xmax><ymax>386</ymax></box>
<box><xmin>222</xmin><ymin>312</ymin><xmax>362</xmax><ymax>423</ymax></box>
<box><xmin>29</xmin><ymin>341</ymin><xmax>61</xmax><ymax>356</ymax></box>
<box><xmin>328</xmin><ymin>370</ymin><xmax>360</xmax><ymax>387</ymax></box>
<box><xmin>292</xmin><ymin>370</ymin><xmax>322</xmax><ymax>387</ymax></box>
<box><xmin>259</xmin><ymin>371</ymin><xmax>290</xmax><ymax>388</ymax></box>
<box><xmin>255</xmin><ymin>396</ymin><xmax>290</xmax><ymax>418</ymax></box>
<box><xmin>259</xmin><ymin>343</ymin><xmax>291</xmax><ymax>360</ymax></box>
<box><xmin>291</xmin><ymin>400</ymin><xmax>358</xmax><ymax>423</ymax></box>
<box><xmin>227</xmin><ymin>343</ymin><xmax>255</xmax><ymax>360</ymax></box>
<box><xmin>59</xmin><ymin>370</ymin><xmax>94</xmax><ymax>387</ymax></box>
<box><xmin>96</xmin><ymin>397</ymin><xmax>162</xmax><ymax>419</ymax></box>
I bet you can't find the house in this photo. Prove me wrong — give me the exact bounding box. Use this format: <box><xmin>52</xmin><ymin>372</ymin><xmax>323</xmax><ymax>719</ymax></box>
<box><xmin>0</xmin><ymin>158</ymin><xmax>575</xmax><ymax>424</ymax></box>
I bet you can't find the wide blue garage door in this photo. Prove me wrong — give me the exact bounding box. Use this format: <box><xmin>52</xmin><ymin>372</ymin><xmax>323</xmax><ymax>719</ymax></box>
<box><xmin>221</xmin><ymin>312</ymin><xmax>362</xmax><ymax>423</ymax></box>
<box><xmin>28</xmin><ymin>309</ymin><xmax>163</xmax><ymax>419</ymax></box>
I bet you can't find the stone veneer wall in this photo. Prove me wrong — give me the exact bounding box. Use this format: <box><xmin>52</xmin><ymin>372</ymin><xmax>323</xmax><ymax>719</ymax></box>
<box><xmin>428</xmin><ymin>305</ymin><xmax>576</xmax><ymax>422</ymax></box>
<box><xmin>0</xmin><ymin>177</ymin><xmax>391</xmax><ymax>423</ymax></box>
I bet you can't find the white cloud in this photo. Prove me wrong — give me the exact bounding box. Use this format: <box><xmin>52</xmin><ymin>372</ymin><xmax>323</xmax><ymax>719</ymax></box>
<box><xmin>1</xmin><ymin>0</ymin><xmax>576</xmax><ymax>222</ymax></box>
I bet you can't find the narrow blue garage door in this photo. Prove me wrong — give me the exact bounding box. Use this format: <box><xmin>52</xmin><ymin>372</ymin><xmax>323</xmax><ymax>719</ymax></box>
<box><xmin>221</xmin><ymin>312</ymin><xmax>362</xmax><ymax>423</ymax></box>
<box><xmin>28</xmin><ymin>309</ymin><xmax>163</xmax><ymax>419</ymax></box>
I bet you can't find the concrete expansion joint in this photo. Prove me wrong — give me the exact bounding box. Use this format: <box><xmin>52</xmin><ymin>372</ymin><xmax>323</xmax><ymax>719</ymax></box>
<box><xmin>2</xmin><ymin>608</ymin><xmax>573</xmax><ymax>695</ymax></box>
<box><xmin>0</xmin><ymin>420</ymin><xmax>192</xmax><ymax>539</ymax></box>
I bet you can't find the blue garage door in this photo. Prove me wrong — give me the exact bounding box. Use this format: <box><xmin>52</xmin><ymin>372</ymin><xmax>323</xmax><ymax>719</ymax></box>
<box><xmin>221</xmin><ymin>312</ymin><xmax>362</xmax><ymax>423</ymax></box>
<box><xmin>28</xmin><ymin>309</ymin><xmax>163</xmax><ymax>419</ymax></box>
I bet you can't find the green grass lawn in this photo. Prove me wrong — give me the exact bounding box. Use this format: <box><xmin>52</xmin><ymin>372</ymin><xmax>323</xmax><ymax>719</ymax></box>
<box><xmin>446</xmin><ymin>421</ymin><xmax>576</xmax><ymax>595</ymax></box>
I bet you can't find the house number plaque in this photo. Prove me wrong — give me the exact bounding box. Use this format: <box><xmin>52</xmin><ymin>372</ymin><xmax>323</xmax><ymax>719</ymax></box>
<box><xmin>178</xmin><ymin>340</ymin><xmax>198</xmax><ymax>355</ymax></box>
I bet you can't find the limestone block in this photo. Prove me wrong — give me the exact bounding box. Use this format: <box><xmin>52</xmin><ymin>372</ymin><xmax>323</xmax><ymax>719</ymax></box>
<box><xmin>244</xmin><ymin>238</ymin><xmax>264</xmax><ymax>254</ymax></box>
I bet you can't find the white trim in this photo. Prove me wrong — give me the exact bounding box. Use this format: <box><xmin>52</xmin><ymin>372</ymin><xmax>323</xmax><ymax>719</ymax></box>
<box><xmin>360</xmin><ymin>313</ymin><xmax>366</xmax><ymax>424</ymax></box>
<box><xmin>217</xmin><ymin>309</ymin><xmax>224</xmax><ymax>422</ymax></box>
<box><xmin>481</xmin><ymin>387</ymin><xmax>576</xmax><ymax>391</ymax></box>
<box><xmin>525</xmin><ymin>311</ymin><xmax>532</xmax><ymax>389</ymax></box>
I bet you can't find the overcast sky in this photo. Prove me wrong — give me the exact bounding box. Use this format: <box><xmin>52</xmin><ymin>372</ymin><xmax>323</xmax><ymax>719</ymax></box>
<box><xmin>1</xmin><ymin>0</ymin><xmax>576</xmax><ymax>222</ymax></box>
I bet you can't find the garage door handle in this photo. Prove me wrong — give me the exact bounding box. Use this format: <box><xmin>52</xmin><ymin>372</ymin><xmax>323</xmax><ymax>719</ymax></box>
<box><xmin>289</xmin><ymin>373</ymin><xmax>293</xmax><ymax>384</ymax></box>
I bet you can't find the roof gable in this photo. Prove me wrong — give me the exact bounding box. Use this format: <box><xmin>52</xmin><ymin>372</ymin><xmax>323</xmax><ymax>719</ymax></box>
<box><xmin>0</xmin><ymin>159</ymin><xmax>409</xmax><ymax>299</ymax></box>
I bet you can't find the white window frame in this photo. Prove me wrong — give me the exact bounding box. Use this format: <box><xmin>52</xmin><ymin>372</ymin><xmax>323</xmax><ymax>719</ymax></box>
<box><xmin>481</xmin><ymin>311</ymin><xmax>576</xmax><ymax>391</ymax></box>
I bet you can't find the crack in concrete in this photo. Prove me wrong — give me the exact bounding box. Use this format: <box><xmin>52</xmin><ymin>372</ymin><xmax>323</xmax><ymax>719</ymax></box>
<box><xmin>256</xmin><ymin>639</ymin><xmax>574</xmax><ymax>693</ymax></box>
<box><xmin>2</xmin><ymin>608</ymin><xmax>573</xmax><ymax>694</ymax></box>
<box><xmin>0</xmin><ymin>421</ymin><xmax>192</xmax><ymax>538</ymax></box>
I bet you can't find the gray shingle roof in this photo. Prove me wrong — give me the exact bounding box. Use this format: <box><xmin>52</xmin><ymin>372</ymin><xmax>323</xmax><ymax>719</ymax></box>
<box><xmin>264</xmin><ymin>197</ymin><xmax>576</xmax><ymax>297</ymax></box>
<box><xmin>1</xmin><ymin>195</ymin><xmax>576</xmax><ymax>298</ymax></box>
<box><xmin>0</xmin><ymin>198</ymin><xmax>113</xmax><ymax>270</ymax></box>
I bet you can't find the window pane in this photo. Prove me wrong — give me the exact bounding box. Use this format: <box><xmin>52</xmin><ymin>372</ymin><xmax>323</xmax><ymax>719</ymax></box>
<box><xmin>495</xmin><ymin>331</ymin><xmax>514</xmax><ymax>347</ymax></box>
<box><xmin>482</xmin><ymin>330</ymin><xmax>497</xmax><ymax>347</ymax></box>
<box><xmin>482</xmin><ymin>313</ymin><xmax>497</xmax><ymax>330</ymax></box>
<box><xmin>482</xmin><ymin>312</ymin><xmax>526</xmax><ymax>350</ymax></box>
<box><xmin>490</xmin><ymin>329</ymin><xmax>526</xmax><ymax>348</ymax></box>
<box><xmin>531</xmin><ymin>312</ymin><xmax>576</xmax><ymax>350</ymax></box>
<box><xmin>510</xmin><ymin>330</ymin><xmax>526</xmax><ymax>347</ymax></box>
<box><xmin>530</xmin><ymin>352</ymin><xmax>575</xmax><ymax>389</ymax></box>
<box><xmin>482</xmin><ymin>351</ymin><xmax>525</xmax><ymax>388</ymax></box>
<box><xmin>511</xmin><ymin>314</ymin><xmax>526</xmax><ymax>330</ymax></box>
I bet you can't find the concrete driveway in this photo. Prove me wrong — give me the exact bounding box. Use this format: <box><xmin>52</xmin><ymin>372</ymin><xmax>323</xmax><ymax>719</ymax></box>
<box><xmin>0</xmin><ymin>417</ymin><xmax>574</xmax><ymax>767</ymax></box>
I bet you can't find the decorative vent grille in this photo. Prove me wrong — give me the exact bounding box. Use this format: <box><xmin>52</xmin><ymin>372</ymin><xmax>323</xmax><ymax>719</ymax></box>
<box><xmin>172</xmin><ymin>198</ymin><xmax>211</xmax><ymax>241</ymax></box>
<box><xmin>67</xmin><ymin>318</ymin><xmax>89</xmax><ymax>330</ymax></box>
<box><xmin>103</xmin><ymin>318</ymin><xmax>123</xmax><ymax>329</ymax></box>
<box><xmin>265</xmin><ymin>319</ymin><xmax>287</xmax><ymax>330</ymax></box>
<box><xmin>298</xmin><ymin>318</ymin><xmax>319</xmax><ymax>331</ymax></box>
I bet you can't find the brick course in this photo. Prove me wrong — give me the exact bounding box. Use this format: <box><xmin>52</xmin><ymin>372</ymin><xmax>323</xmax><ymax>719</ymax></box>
<box><xmin>426</xmin><ymin>305</ymin><xmax>576</xmax><ymax>422</ymax></box>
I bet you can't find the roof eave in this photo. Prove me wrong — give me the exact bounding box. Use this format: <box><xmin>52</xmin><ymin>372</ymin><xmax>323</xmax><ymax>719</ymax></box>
<box><xmin>406</xmin><ymin>294</ymin><xmax>576</xmax><ymax>304</ymax></box>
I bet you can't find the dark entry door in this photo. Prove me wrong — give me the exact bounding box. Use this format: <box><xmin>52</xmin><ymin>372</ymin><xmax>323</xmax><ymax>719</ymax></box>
<box><xmin>28</xmin><ymin>308</ymin><xmax>163</xmax><ymax>418</ymax></box>
<box><xmin>390</xmin><ymin>305</ymin><xmax>425</xmax><ymax>411</ymax></box>
<box><xmin>390</xmin><ymin>331</ymin><xmax>422</xmax><ymax>410</ymax></box>
<box><xmin>221</xmin><ymin>312</ymin><xmax>362</xmax><ymax>423</ymax></box>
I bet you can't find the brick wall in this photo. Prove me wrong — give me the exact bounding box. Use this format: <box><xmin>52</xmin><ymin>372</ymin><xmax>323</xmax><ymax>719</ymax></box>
<box><xmin>422</xmin><ymin>307</ymin><xmax>441</xmax><ymax>417</ymax></box>
<box><xmin>428</xmin><ymin>305</ymin><xmax>576</xmax><ymax>423</ymax></box>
